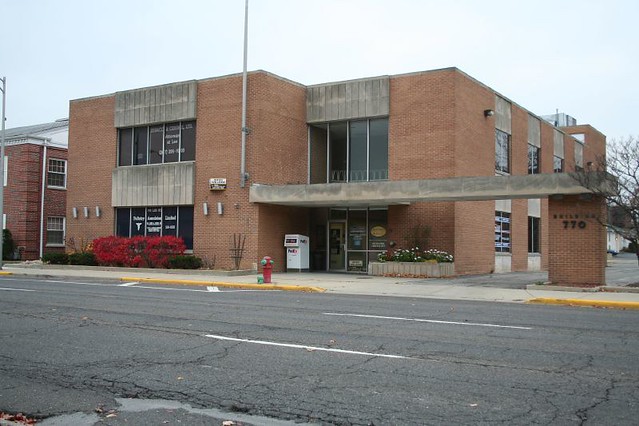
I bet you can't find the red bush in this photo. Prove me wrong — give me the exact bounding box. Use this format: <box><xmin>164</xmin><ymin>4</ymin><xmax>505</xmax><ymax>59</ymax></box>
<box><xmin>92</xmin><ymin>236</ymin><xmax>186</xmax><ymax>268</ymax></box>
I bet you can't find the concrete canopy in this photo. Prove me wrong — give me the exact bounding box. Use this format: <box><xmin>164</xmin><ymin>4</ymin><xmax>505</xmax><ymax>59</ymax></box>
<box><xmin>249</xmin><ymin>173</ymin><xmax>613</xmax><ymax>207</ymax></box>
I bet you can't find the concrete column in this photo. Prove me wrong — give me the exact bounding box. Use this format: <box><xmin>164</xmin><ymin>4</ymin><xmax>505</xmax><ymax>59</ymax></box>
<box><xmin>548</xmin><ymin>195</ymin><xmax>607</xmax><ymax>286</ymax></box>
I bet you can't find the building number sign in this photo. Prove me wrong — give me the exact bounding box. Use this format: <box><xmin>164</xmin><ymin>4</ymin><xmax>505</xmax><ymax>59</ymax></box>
<box><xmin>554</xmin><ymin>213</ymin><xmax>596</xmax><ymax>230</ymax></box>
<box><xmin>563</xmin><ymin>220</ymin><xmax>587</xmax><ymax>229</ymax></box>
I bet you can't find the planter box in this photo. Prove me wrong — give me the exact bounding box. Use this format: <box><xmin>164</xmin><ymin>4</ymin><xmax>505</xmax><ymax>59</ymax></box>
<box><xmin>368</xmin><ymin>261</ymin><xmax>455</xmax><ymax>278</ymax></box>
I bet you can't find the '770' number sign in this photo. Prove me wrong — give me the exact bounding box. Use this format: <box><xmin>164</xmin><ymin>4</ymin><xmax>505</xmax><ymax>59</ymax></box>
<box><xmin>563</xmin><ymin>220</ymin><xmax>587</xmax><ymax>229</ymax></box>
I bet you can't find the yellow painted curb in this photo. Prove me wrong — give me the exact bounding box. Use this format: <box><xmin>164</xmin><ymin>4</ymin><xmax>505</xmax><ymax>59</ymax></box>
<box><xmin>527</xmin><ymin>298</ymin><xmax>639</xmax><ymax>310</ymax></box>
<box><xmin>120</xmin><ymin>277</ymin><xmax>326</xmax><ymax>293</ymax></box>
<box><xmin>0</xmin><ymin>271</ymin><xmax>13</xmax><ymax>275</ymax></box>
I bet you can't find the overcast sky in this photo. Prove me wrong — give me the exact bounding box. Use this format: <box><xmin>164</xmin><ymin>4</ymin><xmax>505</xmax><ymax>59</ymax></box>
<box><xmin>1</xmin><ymin>0</ymin><xmax>637</xmax><ymax>139</ymax></box>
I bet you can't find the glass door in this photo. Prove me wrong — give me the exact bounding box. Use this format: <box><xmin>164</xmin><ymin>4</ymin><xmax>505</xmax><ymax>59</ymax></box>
<box><xmin>329</xmin><ymin>222</ymin><xmax>346</xmax><ymax>270</ymax></box>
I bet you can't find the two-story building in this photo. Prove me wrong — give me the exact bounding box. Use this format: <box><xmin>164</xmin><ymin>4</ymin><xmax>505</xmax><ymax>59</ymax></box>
<box><xmin>67</xmin><ymin>68</ymin><xmax>607</xmax><ymax>284</ymax></box>
<box><xmin>3</xmin><ymin>119</ymin><xmax>68</xmax><ymax>260</ymax></box>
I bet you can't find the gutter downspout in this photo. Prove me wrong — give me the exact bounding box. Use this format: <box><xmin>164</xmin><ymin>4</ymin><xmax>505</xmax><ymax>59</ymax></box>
<box><xmin>39</xmin><ymin>138</ymin><xmax>50</xmax><ymax>259</ymax></box>
<box><xmin>240</xmin><ymin>0</ymin><xmax>249</xmax><ymax>188</ymax></box>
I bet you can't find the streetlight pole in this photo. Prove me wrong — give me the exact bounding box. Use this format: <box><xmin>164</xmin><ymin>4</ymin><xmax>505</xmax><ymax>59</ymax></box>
<box><xmin>0</xmin><ymin>76</ymin><xmax>6</xmax><ymax>269</ymax></box>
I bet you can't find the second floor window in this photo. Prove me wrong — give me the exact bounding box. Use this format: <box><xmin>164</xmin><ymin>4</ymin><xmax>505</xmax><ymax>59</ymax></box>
<box><xmin>528</xmin><ymin>144</ymin><xmax>540</xmax><ymax>174</ymax></box>
<box><xmin>47</xmin><ymin>159</ymin><xmax>67</xmax><ymax>188</ymax></box>
<box><xmin>495</xmin><ymin>129</ymin><xmax>510</xmax><ymax>174</ymax></box>
<box><xmin>118</xmin><ymin>121</ymin><xmax>196</xmax><ymax>166</ymax></box>
<box><xmin>553</xmin><ymin>155</ymin><xmax>564</xmax><ymax>173</ymax></box>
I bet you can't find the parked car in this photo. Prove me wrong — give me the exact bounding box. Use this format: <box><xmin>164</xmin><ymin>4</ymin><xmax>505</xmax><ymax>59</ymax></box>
<box><xmin>607</xmin><ymin>249</ymin><xmax>619</xmax><ymax>256</ymax></box>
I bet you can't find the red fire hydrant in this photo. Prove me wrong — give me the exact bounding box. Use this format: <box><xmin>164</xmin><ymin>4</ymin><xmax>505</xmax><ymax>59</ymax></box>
<box><xmin>260</xmin><ymin>256</ymin><xmax>274</xmax><ymax>284</ymax></box>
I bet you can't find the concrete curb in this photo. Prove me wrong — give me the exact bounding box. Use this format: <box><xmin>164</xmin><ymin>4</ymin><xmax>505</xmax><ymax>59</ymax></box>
<box><xmin>527</xmin><ymin>298</ymin><xmax>639</xmax><ymax>310</ymax></box>
<box><xmin>120</xmin><ymin>277</ymin><xmax>326</xmax><ymax>293</ymax></box>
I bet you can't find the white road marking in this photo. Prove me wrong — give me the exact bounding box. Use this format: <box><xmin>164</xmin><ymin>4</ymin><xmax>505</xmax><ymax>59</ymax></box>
<box><xmin>204</xmin><ymin>334</ymin><xmax>412</xmax><ymax>359</ymax></box>
<box><xmin>207</xmin><ymin>286</ymin><xmax>220</xmax><ymax>292</ymax></box>
<box><xmin>323</xmin><ymin>312</ymin><xmax>532</xmax><ymax>330</ymax></box>
<box><xmin>0</xmin><ymin>287</ymin><xmax>36</xmax><ymax>292</ymax></box>
<box><xmin>1</xmin><ymin>278</ymin><xmax>275</xmax><ymax>293</ymax></box>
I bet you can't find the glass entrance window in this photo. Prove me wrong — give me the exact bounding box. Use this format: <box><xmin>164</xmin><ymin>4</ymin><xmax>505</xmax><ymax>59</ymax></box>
<box><xmin>326</xmin><ymin>208</ymin><xmax>388</xmax><ymax>273</ymax></box>
<box><xmin>347</xmin><ymin>210</ymin><xmax>368</xmax><ymax>272</ymax></box>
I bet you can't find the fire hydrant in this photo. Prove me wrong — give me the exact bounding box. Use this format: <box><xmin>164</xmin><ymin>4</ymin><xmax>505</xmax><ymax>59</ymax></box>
<box><xmin>260</xmin><ymin>256</ymin><xmax>274</xmax><ymax>284</ymax></box>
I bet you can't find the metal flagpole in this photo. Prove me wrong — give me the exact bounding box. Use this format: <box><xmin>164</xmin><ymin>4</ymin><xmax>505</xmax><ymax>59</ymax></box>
<box><xmin>0</xmin><ymin>77</ymin><xmax>6</xmax><ymax>269</ymax></box>
<box><xmin>240</xmin><ymin>0</ymin><xmax>249</xmax><ymax>187</ymax></box>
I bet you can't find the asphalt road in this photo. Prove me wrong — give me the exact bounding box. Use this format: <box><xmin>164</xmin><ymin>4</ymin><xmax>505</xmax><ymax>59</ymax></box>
<box><xmin>1</xmin><ymin>276</ymin><xmax>638</xmax><ymax>425</ymax></box>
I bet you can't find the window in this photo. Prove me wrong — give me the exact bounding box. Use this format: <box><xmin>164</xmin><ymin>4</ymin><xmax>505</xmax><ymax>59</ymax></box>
<box><xmin>528</xmin><ymin>144</ymin><xmax>540</xmax><ymax>174</ymax></box>
<box><xmin>115</xmin><ymin>205</ymin><xmax>194</xmax><ymax>250</ymax></box>
<box><xmin>553</xmin><ymin>155</ymin><xmax>564</xmax><ymax>173</ymax></box>
<box><xmin>118</xmin><ymin>121</ymin><xmax>196</xmax><ymax>166</ymax></box>
<box><xmin>495</xmin><ymin>211</ymin><xmax>511</xmax><ymax>253</ymax></box>
<box><xmin>528</xmin><ymin>216</ymin><xmax>540</xmax><ymax>253</ymax></box>
<box><xmin>320</xmin><ymin>118</ymin><xmax>388</xmax><ymax>183</ymax></box>
<box><xmin>47</xmin><ymin>159</ymin><xmax>67</xmax><ymax>188</ymax></box>
<box><xmin>574</xmin><ymin>141</ymin><xmax>584</xmax><ymax>171</ymax></box>
<box><xmin>495</xmin><ymin>129</ymin><xmax>510</xmax><ymax>174</ymax></box>
<box><xmin>46</xmin><ymin>216</ymin><xmax>65</xmax><ymax>246</ymax></box>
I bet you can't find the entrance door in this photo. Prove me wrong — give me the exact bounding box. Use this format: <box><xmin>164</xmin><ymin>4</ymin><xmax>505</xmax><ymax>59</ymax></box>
<box><xmin>329</xmin><ymin>222</ymin><xmax>346</xmax><ymax>270</ymax></box>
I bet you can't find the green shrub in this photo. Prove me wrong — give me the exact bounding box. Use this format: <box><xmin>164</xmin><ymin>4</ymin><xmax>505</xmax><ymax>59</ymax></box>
<box><xmin>68</xmin><ymin>252</ymin><xmax>98</xmax><ymax>266</ymax></box>
<box><xmin>168</xmin><ymin>255</ymin><xmax>203</xmax><ymax>269</ymax></box>
<box><xmin>42</xmin><ymin>252</ymin><xmax>69</xmax><ymax>265</ymax></box>
<box><xmin>3</xmin><ymin>229</ymin><xmax>16</xmax><ymax>260</ymax></box>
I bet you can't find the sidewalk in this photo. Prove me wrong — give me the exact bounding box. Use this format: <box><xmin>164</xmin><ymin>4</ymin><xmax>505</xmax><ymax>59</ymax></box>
<box><xmin>3</xmin><ymin>261</ymin><xmax>639</xmax><ymax>309</ymax></box>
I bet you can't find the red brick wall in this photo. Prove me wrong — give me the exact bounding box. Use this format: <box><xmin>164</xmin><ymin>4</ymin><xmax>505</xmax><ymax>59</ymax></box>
<box><xmin>562</xmin><ymin>124</ymin><xmax>606</xmax><ymax>168</ymax></box>
<box><xmin>67</xmin><ymin>96</ymin><xmax>116</xmax><ymax>248</ymax></box>
<box><xmin>3</xmin><ymin>143</ymin><xmax>67</xmax><ymax>260</ymax></box>
<box><xmin>257</xmin><ymin>205</ymin><xmax>309</xmax><ymax>272</ymax></box>
<box><xmin>193</xmin><ymin>72</ymin><xmax>307</xmax><ymax>270</ymax></box>
<box><xmin>548</xmin><ymin>195</ymin><xmax>607</xmax><ymax>286</ymax></box>
<box><xmin>452</xmin><ymin>72</ymin><xmax>497</xmax><ymax>274</ymax></box>
<box><xmin>389</xmin><ymin>70</ymin><xmax>457</xmax><ymax>180</ymax></box>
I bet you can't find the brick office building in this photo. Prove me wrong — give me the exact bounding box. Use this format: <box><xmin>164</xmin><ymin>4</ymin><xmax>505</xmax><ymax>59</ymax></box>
<box><xmin>3</xmin><ymin>119</ymin><xmax>68</xmax><ymax>260</ymax></box>
<box><xmin>67</xmin><ymin>68</ymin><xmax>606</xmax><ymax>282</ymax></box>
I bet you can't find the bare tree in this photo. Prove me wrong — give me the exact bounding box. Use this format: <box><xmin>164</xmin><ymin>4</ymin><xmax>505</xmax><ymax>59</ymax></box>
<box><xmin>575</xmin><ymin>136</ymin><xmax>639</xmax><ymax>265</ymax></box>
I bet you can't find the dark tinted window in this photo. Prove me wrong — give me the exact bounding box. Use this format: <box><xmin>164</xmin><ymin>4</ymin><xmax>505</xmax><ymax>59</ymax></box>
<box><xmin>163</xmin><ymin>207</ymin><xmax>178</xmax><ymax>237</ymax></box>
<box><xmin>116</xmin><ymin>208</ymin><xmax>130</xmax><ymax>237</ymax></box>
<box><xmin>178</xmin><ymin>206</ymin><xmax>194</xmax><ymax>249</ymax></box>
<box><xmin>118</xmin><ymin>128</ymin><xmax>132</xmax><ymax>166</ymax></box>
<box><xmin>528</xmin><ymin>216</ymin><xmax>540</xmax><ymax>253</ymax></box>
<box><xmin>329</xmin><ymin>122</ymin><xmax>347</xmax><ymax>182</ymax></box>
<box><xmin>164</xmin><ymin>123</ymin><xmax>180</xmax><ymax>163</ymax></box>
<box><xmin>131</xmin><ymin>208</ymin><xmax>146</xmax><ymax>236</ymax></box>
<box><xmin>149</xmin><ymin>125</ymin><xmax>164</xmax><ymax>164</ymax></box>
<box><xmin>349</xmin><ymin>121</ymin><xmax>367</xmax><ymax>182</ymax></box>
<box><xmin>369</xmin><ymin>118</ymin><xmax>388</xmax><ymax>181</ymax></box>
<box><xmin>180</xmin><ymin>121</ymin><xmax>196</xmax><ymax>161</ymax></box>
<box><xmin>146</xmin><ymin>207</ymin><xmax>162</xmax><ymax>237</ymax></box>
<box><xmin>133</xmin><ymin>127</ymin><xmax>148</xmax><ymax>165</ymax></box>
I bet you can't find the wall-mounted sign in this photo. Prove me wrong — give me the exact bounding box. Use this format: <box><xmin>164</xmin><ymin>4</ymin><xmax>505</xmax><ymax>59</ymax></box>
<box><xmin>553</xmin><ymin>213</ymin><xmax>596</xmax><ymax>230</ymax></box>
<box><xmin>209</xmin><ymin>178</ymin><xmax>227</xmax><ymax>190</ymax></box>
<box><xmin>370</xmin><ymin>226</ymin><xmax>386</xmax><ymax>238</ymax></box>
